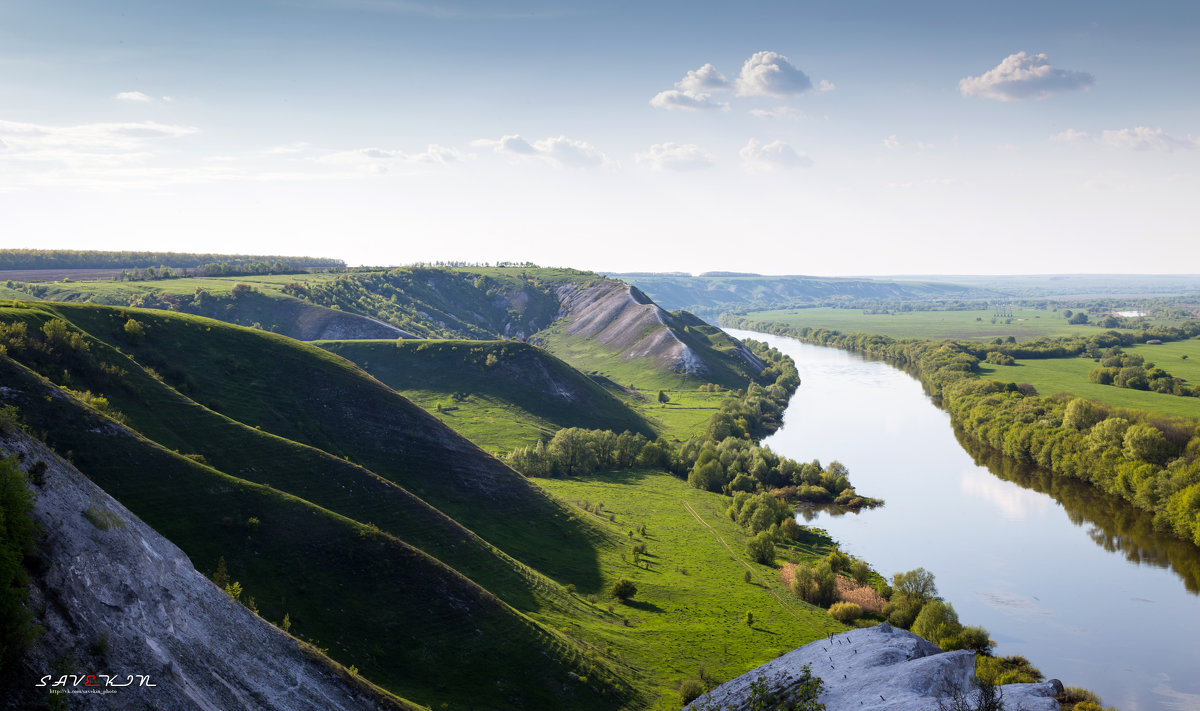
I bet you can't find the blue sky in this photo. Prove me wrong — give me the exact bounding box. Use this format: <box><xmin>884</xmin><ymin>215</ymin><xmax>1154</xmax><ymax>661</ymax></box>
<box><xmin>2</xmin><ymin>0</ymin><xmax>1198</xmax><ymax>274</ymax></box>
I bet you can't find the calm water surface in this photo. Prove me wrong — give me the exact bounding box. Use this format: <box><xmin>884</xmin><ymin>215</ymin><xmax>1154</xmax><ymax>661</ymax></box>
<box><xmin>726</xmin><ymin>330</ymin><xmax>1200</xmax><ymax>711</ymax></box>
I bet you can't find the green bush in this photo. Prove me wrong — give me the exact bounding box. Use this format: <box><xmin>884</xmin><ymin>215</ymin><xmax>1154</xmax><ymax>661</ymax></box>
<box><xmin>745</xmin><ymin>531</ymin><xmax>775</xmax><ymax>565</ymax></box>
<box><xmin>679</xmin><ymin>679</ymin><xmax>705</xmax><ymax>705</ymax></box>
<box><xmin>828</xmin><ymin>602</ymin><xmax>862</xmax><ymax>623</ymax></box>
<box><xmin>609</xmin><ymin>578</ymin><xmax>637</xmax><ymax>601</ymax></box>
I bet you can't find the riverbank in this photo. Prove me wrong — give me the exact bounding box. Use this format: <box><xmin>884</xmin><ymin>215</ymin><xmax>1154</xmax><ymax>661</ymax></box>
<box><xmin>726</xmin><ymin>329</ymin><xmax>1200</xmax><ymax>710</ymax></box>
<box><xmin>724</xmin><ymin>317</ymin><xmax>1200</xmax><ymax>551</ymax></box>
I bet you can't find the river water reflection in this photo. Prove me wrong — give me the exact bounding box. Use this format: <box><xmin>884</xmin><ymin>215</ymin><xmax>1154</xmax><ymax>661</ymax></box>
<box><xmin>725</xmin><ymin>330</ymin><xmax>1200</xmax><ymax>711</ymax></box>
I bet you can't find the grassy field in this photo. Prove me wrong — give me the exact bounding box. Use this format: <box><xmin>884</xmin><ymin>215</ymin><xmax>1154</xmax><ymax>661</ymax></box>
<box><xmin>317</xmin><ymin>339</ymin><xmax>655</xmax><ymax>452</ymax></box>
<box><xmin>980</xmin><ymin>341</ymin><xmax>1200</xmax><ymax>420</ymax></box>
<box><xmin>535</xmin><ymin>470</ymin><xmax>843</xmax><ymax>710</ymax></box>
<box><xmin>738</xmin><ymin>306</ymin><xmax>1147</xmax><ymax>342</ymax></box>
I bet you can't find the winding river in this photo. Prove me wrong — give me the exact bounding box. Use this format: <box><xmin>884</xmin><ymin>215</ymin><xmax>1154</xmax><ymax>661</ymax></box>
<box><xmin>725</xmin><ymin>330</ymin><xmax>1200</xmax><ymax>711</ymax></box>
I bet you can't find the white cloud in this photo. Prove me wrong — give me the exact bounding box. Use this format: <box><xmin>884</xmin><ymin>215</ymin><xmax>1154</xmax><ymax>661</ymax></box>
<box><xmin>1050</xmin><ymin>127</ymin><xmax>1197</xmax><ymax>151</ymax></box>
<box><xmin>677</xmin><ymin>63</ymin><xmax>730</xmax><ymax>93</ymax></box>
<box><xmin>116</xmin><ymin>91</ymin><xmax>154</xmax><ymax>103</ymax></box>
<box><xmin>816</xmin><ymin>79</ymin><xmax>835</xmax><ymax>93</ymax></box>
<box><xmin>882</xmin><ymin>135</ymin><xmax>934</xmax><ymax>151</ymax></box>
<box><xmin>749</xmin><ymin>106</ymin><xmax>803</xmax><ymax>120</ymax></box>
<box><xmin>473</xmin><ymin>134</ymin><xmax>608</xmax><ymax>167</ymax></box>
<box><xmin>1050</xmin><ymin>128</ymin><xmax>1090</xmax><ymax>144</ymax></box>
<box><xmin>959</xmin><ymin>52</ymin><xmax>1094</xmax><ymax>101</ymax></box>
<box><xmin>649</xmin><ymin>89</ymin><xmax>729</xmax><ymax>111</ymax></box>
<box><xmin>316</xmin><ymin>144</ymin><xmax>463</xmax><ymax>172</ymax></box>
<box><xmin>635</xmin><ymin>142</ymin><xmax>714</xmax><ymax>172</ymax></box>
<box><xmin>739</xmin><ymin>139</ymin><xmax>812</xmax><ymax>169</ymax></box>
<box><xmin>735</xmin><ymin>51</ymin><xmax>813</xmax><ymax>97</ymax></box>
<box><xmin>262</xmin><ymin>142</ymin><xmax>313</xmax><ymax>155</ymax></box>
<box><xmin>1099</xmin><ymin>127</ymin><xmax>1197</xmax><ymax>151</ymax></box>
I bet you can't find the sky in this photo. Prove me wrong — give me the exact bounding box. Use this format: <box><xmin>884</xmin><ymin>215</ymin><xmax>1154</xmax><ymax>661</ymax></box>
<box><xmin>1</xmin><ymin>0</ymin><xmax>1198</xmax><ymax>275</ymax></box>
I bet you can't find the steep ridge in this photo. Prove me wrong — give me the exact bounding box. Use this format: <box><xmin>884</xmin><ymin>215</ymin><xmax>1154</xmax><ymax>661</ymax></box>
<box><xmin>540</xmin><ymin>279</ymin><xmax>765</xmax><ymax>388</ymax></box>
<box><xmin>1</xmin><ymin>431</ymin><xmax>424</xmax><ymax>711</ymax></box>
<box><xmin>0</xmin><ymin>356</ymin><xmax>630</xmax><ymax>710</ymax></box>
<box><xmin>33</xmin><ymin>302</ymin><xmax>606</xmax><ymax>588</ymax></box>
<box><xmin>317</xmin><ymin>339</ymin><xmax>656</xmax><ymax>444</ymax></box>
<box><xmin>0</xmin><ymin>302</ymin><xmax>570</xmax><ymax>612</ymax></box>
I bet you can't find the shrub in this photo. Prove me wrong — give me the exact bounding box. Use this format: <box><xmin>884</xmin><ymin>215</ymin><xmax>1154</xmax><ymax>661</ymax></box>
<box><xmin>745</xmin><ymin>531</ymin><xmax>775</xmax><ymax>565</ymax></box>
<box><xmin>679</xmin><ymin>679</ymin><xmax>705</xmax><ymax>705</ymax></box>
<box><xmin>828</xmin><ymin>602</ymin><xmax>862</xmax><ymax>623</ymax></box>
<box><xmin>610</xmin><ymin>578</ymin><xmax>637</xmax><ymax>601</ymax></box>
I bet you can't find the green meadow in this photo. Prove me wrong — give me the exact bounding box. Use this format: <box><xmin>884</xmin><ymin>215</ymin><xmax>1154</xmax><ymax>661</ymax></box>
<box><xmin>738</xmin><ymin>306</ymin><xmax>1137</xmax><ymax>341</ymax></box>
<box><xmin>535</xmin><ymin>470</ymin><xmax>843</xmax><ymax>710</ymax></box>
<box><xmin>980</xmin><ymin>339</ymin><xmax>1200</xmax><ymax>420</ymax></box>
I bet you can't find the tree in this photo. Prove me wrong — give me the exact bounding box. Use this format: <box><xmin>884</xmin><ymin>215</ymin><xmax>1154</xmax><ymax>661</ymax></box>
<box><xmin>610</xmin><ymin>578</ymin><xmax>637</xmax><ymax>601</ymax></box>
<box><xmin>123</xmin><ymin>318</ymin><xmax>146</xmax><ymax>343</ymax></box>
<box><xmin>1123</xmin><ymin>423</ymin><xmax>1169</xmax><ymax>464</ymax></box>
<box><xmin>657</xmin><ymin>390</ymin><xmax>670</xmax><ymax>404</ymax></box>
<box><xmin>912</xmin><ymin>600</ymin><xmax>962</xmax><ymax>649</ymax></box>
<box><xmin>745</xmin><ymin>531</ymin><xmax>775</xmax><ymax>565</ymax></box>
<box><xmin>1063</xmin><ymin>398</ymin><xmax>1101</xmax><ymax>430</ymax></box>
<box><xmin>828</xmin><ymin>602</ymin><xmax>862</xmax><ymax>623</ymax></box>
<box><xmin>892</xmin><ymin>568</ymin><xmax>939</xmax><ymax>603</ymax></box>
<box><xmin>1068</xmin><ymin>312</ymin><xmax>1089</xmax><ymax>325</ymax></box>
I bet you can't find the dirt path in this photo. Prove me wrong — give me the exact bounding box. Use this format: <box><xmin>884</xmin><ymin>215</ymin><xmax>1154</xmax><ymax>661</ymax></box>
<box><xmin>680</xmin><ymin>499</ymin><xmax>805</xmax><ymax>621</ymax></box>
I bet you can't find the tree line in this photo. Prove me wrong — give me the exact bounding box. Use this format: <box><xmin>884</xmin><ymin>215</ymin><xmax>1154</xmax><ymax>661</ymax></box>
<box><xmin>504</xmin><ymin>341</ymin><xmax>882</xmax><ymax>513</ymax></box>
<box><xmin>0</xmin><ymin>249</ymin><xmax>343</xmax><ymax>271</ymax></box>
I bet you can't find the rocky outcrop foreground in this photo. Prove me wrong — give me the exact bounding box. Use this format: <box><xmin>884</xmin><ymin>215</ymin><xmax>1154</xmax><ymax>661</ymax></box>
<box><xmin>2</xmin><ymin>432</ymin><xmax>419</xmax><ymax>711</ymax></box>
<box><xmin>685</xmin><ymin>624</ymin><xmax>1063</xmax><ymax>711</ymax></box>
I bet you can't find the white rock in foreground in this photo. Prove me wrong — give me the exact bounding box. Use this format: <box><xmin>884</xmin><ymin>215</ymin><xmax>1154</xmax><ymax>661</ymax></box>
<box><xmin>685</xmin><ymin>623</ymin><xmax>1063</xmax><ymax>711</ymax></box>
<box><xmin>2</xmin><ymin>433</ymin><xmax>415</xmax><ymax>711</ymax></box>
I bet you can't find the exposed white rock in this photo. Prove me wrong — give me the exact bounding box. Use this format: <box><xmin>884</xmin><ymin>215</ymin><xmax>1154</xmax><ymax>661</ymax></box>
<box><xmin>684</xmin><ymin>624</ymin><xmax>1063</xmax><ymax>711</ymax></box>
<box><xmin>2</xmin><ymin>432</ymin><xmax>417</xmax><ymax>711</ymax></box>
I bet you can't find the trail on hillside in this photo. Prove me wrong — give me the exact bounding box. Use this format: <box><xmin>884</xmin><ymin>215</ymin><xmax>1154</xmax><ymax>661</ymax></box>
<box><xmin>680</xmin><ymin>500</ymin><xmax>806</xmax><ymax>621</ymax></box>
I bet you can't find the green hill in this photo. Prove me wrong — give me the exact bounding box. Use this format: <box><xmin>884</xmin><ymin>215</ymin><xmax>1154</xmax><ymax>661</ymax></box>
<box><xmin>317</xmin><ymin>339</ymin><xmax>655</xmax><ymax>450</ymax></box>
<box><xmin>0</xmin><ymin>352</ymin><xmax>630</xmax><ymax>710</ymax></box>
<box><xmin>17</xmin><ymin>301</ymin><xmax>606</xmax><ymax>589</ymax></box>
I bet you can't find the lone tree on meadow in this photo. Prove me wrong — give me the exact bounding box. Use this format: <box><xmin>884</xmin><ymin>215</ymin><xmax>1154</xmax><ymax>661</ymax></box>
<box><xmin>657</xmin><ymin>390</ymin><xmax>670</xmax><ymax>404</ymax></box>
<box><xmin>610</xmin><ymin>578</ymin><xmax>637</xmax><ymax>601</ymax></box>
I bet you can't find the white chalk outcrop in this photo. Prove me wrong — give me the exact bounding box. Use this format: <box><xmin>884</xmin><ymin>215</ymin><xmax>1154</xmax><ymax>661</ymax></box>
<box><xmin>2</xmin><ymin>432</ymin><xmax>416</xmax><ymax>711</ymax></box>
<box><xmin>685</xmin><ymin>624</ymin><xmax>1063</xmax><ymax>711</ymax></box>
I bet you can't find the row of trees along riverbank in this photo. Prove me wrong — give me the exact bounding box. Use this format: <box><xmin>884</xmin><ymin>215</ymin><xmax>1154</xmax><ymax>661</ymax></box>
<box><xmin>722</xmin><ymin>316</ymin><xmax>1200</xmax><ymax>550</ymax></box>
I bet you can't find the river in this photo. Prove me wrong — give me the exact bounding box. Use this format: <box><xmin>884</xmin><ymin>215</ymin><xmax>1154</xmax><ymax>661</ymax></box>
<box><xmin>725</xmin><ymin>330</ymin><xmax>1200</xmax><ymax>711</ymax></box>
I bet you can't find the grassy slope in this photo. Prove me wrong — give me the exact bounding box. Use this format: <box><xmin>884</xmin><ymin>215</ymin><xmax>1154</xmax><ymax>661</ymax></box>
<box><xmin>316</xmin><ymin>339</ymin><xmax>655</xmax><ymax>450</ymax></box>
<box><xmin>0</xmin><ymin>355</ymin><xmax>630</xmax><ymax>711</ymax></box>
<box><xmin>536</xmin><ymin>471</ymin><xmax>843</xmax><ymax>710</ymax></box>
<box><xmin>980</xmin><ymin>344</ymin><xmax>1200</xmax><ymax>420</ymax></box>
<box><xmin>45</xmin><ymin>302</ymin><xmax>608</xmax><ymax>589</ymax></box>
<box><xmin>2</xmin><ymin>303</ymin><xmax>577</xmax><ymax>613</ymax></box>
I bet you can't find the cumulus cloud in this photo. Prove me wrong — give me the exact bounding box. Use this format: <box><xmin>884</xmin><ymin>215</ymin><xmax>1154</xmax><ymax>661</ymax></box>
<box><xmin>472</xmin><ymin>134</ymin><xmax>608</xmax><ymax>167</ymax></box>
<box><xmin>649</xmin><ymin>89</ymin><xmax>729</xmax><ymax>111</ymax></box>
<box><xmin>735</xmin><ymin>51</ymin><xmax>813</xmax><ymax>97</ymax></box>
<box><xmin>116</xmin><ymin>91</ymin><xmax>154</xmax><ymax>103</ymax></box>
<box><xmin>634</xmin><ymin>142</ymin><xmax>714</xmax><ymax>172</ymax></box>
<box><xmin>677</xmin><ymin>63</ymin><xmax>730</xmax><ymax>92</ymax></box>
<box><xmin>1100</xmin><ymin>127</ymin><xmax>1197</xmax><ymax>151</ymax></box>
<box><xmin>959</xmin><ymin>52</ymin><xmax>1094</xmax><ymax>101</ymax></box>
<box><xmin>739</xmin><ymin>139</ymin><xmax>812</xmax><ymax>169</ymax></box>
<box><xmin>650</xmin><ymin>63</ymin><xmax>732</xmax><ymax>111</ymax></box>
